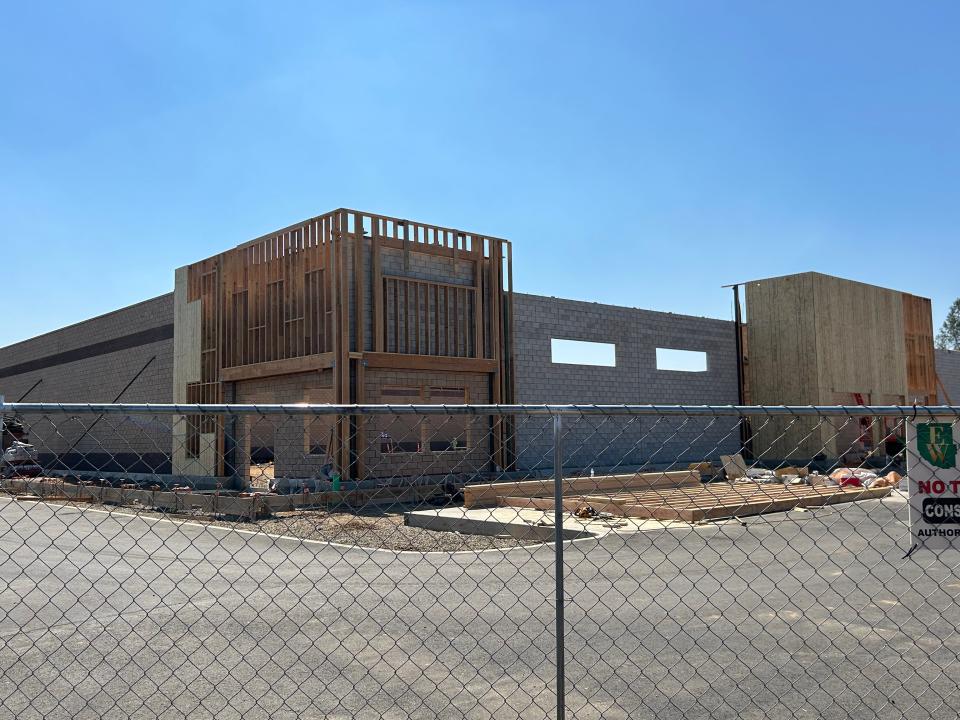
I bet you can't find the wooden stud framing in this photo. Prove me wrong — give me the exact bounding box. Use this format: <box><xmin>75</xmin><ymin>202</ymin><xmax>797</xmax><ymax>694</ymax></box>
<box><xmin>497</xmin><ymin>483</ymin><xmax>893</xmax><ymax>523</ymax></box>
<box><xmin>181</xmin><ymin>207</ymin><xmax>514</xmax><ymax>479</ymax></box>
<box><xmin>354</xmin><ymin>213</ymin><xmax>364</xmax><ymax>354</ymax></box>
<box><xmin>372</xmin><ymin>218</ymin><xmax>384</xmax><ymax>352</ymax></box>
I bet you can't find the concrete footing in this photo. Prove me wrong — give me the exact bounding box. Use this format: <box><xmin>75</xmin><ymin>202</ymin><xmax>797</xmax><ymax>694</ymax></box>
<box><xmin>405</xmin><ymin>507</ymin><xmax>595</xmax><ymax>541</ymax></box>
<box><xmin>405</xmin><ymin>505</ymin><xmax>687</xmax><ymax>541</ymax></box>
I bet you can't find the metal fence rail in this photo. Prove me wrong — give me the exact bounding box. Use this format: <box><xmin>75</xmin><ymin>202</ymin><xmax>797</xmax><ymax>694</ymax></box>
<box><xmin>5</xmin><ymin>402</ymin><xmax>960</xmax><ymax>414</ymax></box>
<box><xmin>0</xmin><ymin>403</ymin><xmax>957</xmax><ymax>719</ymax></box>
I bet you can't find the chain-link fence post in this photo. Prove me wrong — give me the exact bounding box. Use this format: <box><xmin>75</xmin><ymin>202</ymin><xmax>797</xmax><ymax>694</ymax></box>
<box><xmin>553</xmin><ymin>412</ymin><xmax>566</xmax><ymax>720</ymax></box>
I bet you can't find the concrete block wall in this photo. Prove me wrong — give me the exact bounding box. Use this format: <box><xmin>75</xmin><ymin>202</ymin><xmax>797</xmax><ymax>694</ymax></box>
<box><xmin>231</xmin><ymin>367</ymin><xmax>493</xmax><ymax>481</ymax></box>
<box><xmin>363</xmin><ymin>368</ymin><xmax>491</xmax><ymax>480</ymax></box>
<box><xmin>936</xmin><ymin>349</ymin><xmax>960</xmax><ymax>404</ymax></box>
<box><xmin>511</xmin><ymin>293</ymin><xmax>740</xmax><ymax>472</ymax></box>
<box><xmin>380</xmin><ymin>246</ymin><xmax>475</xmax><ymax>287</ymax></box>
<box><xmin>0</xmin><ymin>294</ymin><xmax>175</xmax><ymax>472</ymax></box>
<box><xmin>345</xmin><ymin>241</ymin><xmax>480</xmax><ymax>354</ymax></box>
<box><xmin>379</xmin><ymin>245</ymin><xmax>478</xmax><ymax>356</ymax></box>
<box><xmin>232</xmin><ymin>370</ymin><xmax>335</xmax><ymax>481</ymax></box>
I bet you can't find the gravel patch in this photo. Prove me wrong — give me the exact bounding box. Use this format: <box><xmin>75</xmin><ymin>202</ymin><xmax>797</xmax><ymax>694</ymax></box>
<box><xmin>18</xmin><ymin>496</ymin><xmax>540</xmax><ymax>552</ymax></box>
<box><xmin>255</xmin><ymin>510</ymin><xmax>538</xmax><ymax>552</ymax></box>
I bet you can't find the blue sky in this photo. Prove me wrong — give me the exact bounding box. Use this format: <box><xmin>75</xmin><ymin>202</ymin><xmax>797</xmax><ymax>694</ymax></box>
<box><xmin>1</xmin><ymin>1</ymin><xmax>958</xmax><ymax>347</ymax></box>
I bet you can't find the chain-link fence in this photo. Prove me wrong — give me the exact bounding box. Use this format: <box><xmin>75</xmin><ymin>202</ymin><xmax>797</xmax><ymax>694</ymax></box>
<box><xmin>0</xmin><ymin>403</ymin><xmax>958</xmax><ymax>719</ymax></box>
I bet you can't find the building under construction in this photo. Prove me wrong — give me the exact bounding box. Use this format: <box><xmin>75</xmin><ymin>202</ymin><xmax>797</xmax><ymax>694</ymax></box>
<box><xmin>0</xmin><ymin>207</ymin><xmax>957</xmax><ymax>483</ymax></box>
<box><xmin>173</xmin><ymin>208</ymin><xmax>514</xmax><ymax>482</ymax></box>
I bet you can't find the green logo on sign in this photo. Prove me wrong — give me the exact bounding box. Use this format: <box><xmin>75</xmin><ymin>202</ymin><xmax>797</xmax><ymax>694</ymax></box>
<box><xmin>918</xmin><ymin>423</ymin><xmax>957</xmax><ymax>469</ymax></box>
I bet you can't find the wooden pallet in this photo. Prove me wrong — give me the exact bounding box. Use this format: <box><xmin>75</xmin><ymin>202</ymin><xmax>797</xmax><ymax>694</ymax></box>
<box><xmin>497</xmin><ymin>482</ymin><xmax>894</xmax><ymax>523</ymax></box>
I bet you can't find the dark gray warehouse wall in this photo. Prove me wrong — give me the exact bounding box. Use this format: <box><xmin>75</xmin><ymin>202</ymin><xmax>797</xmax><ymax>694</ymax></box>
<box><xmin>511</xmin><ymin>293</ymin><xmax>740</xmax><ymax>472</ymax></box>
<box><xmin>936</xmin><ymin>349</ymin><xmax>960</xmax><ymax>404</ymax></box>
<box><xmin>0</xmin><ymin>294</ymin><xmax>175</xmax><ymax>472</ymax></box>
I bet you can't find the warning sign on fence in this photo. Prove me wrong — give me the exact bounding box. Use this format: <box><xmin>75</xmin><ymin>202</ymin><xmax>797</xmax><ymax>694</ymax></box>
<box><xmin>908</xmin><ymin>419</ymin><xmax>960</xmax><ymax>550</ymax></box>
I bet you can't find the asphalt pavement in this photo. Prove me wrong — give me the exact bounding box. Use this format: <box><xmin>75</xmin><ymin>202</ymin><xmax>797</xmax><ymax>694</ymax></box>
<box><xmin>0</xmin><ymin>493</ymin><xmax>958</xmax><ymax>720</ymax></box>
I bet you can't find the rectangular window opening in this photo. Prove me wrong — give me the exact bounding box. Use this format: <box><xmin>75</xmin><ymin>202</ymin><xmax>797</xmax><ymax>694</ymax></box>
<box><xmin>550</xmin><ymin>339</ymin><xmax>616</xmax><ymax>367</ymax></box>
<box><xmin>656</xmin><ymin>348</ymin><xmax>708</xmax><ymax>372</ymax></box>
<box><xmin>427</xmin><ymin>387</ymin><xmax>469</xmax><ymax>451</ymax></box>
<box><xmin>379</xmin><ymin>436</ymin><xmax>422</xmax><ymax>454</ymax></box>
<box><xmin>306</xmin><ymin>420</ymin><xmax>331</xmax><ymax>457</ymax></box>
<box><xmin>379</xmin><ymin>387</ymin><xmax>424</xmax><ymax>453</ymax></box>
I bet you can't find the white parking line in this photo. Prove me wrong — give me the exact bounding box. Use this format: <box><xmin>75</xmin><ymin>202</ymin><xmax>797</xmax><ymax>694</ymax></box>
<box><xmin>1</xmin><ymin>495</ymin><xmax>586</xmax><ymax>557</ymax></box>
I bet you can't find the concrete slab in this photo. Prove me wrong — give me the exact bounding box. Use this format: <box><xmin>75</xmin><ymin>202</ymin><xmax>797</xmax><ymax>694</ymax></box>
<box><xmin>404</xmin><ymin>505</ymin><xmax>682</xmax><ymax>541</ymax></box>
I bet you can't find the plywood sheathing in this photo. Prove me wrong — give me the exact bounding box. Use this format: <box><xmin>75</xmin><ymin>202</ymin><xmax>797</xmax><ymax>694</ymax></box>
<box><xmin>744</xmin><ymin>272</ymin><xmax>933</xmax><ymax>459</ymax></box>
<box><xmin>903</xmin><ymin>292</ymin><xmax>937</xmax><ymax>403</ymax></box>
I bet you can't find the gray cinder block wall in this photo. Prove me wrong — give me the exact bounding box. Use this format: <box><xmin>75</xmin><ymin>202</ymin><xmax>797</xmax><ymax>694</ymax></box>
<box><xmin>936</xmin><ymin>349</ymin><xmax>960</xmax><ymax>404</ymax></box>
<box><xmin>0</xmin><ymin>294</ymin><xmax>175</xmax><ymax>472</ymax></box>
<box><xmin>511</xmin><ymin>293</ymin><xmax>740</xmax><ymax>472</ymax></box>
<box><xmin>0</xmin><ymin>289</ymin><xmax>746</xmax><ymax>477</ymax></box>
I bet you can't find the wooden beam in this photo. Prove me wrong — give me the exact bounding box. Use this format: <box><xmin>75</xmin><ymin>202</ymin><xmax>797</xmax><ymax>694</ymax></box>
<box><xmin>355</xmin><ymin>357</ymin><xmax>366</xmax><ymax>480</ymax></box>
<box><xmin>372</xmin><ymin>224</ymin><xmax>383</xmax><ymax>352</ymax></box>
<box><xmin>464</xmin><ymin>471</ymin><xmax>701</xmax><ymax>508</ymax></box>
<box><xmin>362</xmin><ymin>352</ymin><xmax>498</xmax><ymax>374</ymax></box>
<box><xmin>383</xmin><ymin>274</ymin><xmax>473</xmax><ymax>290</ymax></box>
<box><xmin>473</xmin><ymin>258</ymin><xmax>483</xmax><ymax>358</ymax></box>
<box><xmin>336</xmin><ymin>211</ymin><xmax>350</xmax><ymax>476</ymax></box>
<box><xmin>452</xmin><ymin>285</ymin><xmax>459</xmax><ymax>356</ymax></box>
<box><xmin>378</xmin><ymin>236</ymin><xmax>467</xmax><ymax>259</ymax></box>
<box><xmin>221</xmin><ymin>353</ymin><xmax>334</xmax><ymax>382</ymax></box>
<box><xmin>431</xmin><ymin>284</ymin><xmax>438</xmax><ymax>355</ymax></box>
<box><xmin>354</xmin><ymin>212</ymin><xmax>364</xmax><ymax>353</ymax></box>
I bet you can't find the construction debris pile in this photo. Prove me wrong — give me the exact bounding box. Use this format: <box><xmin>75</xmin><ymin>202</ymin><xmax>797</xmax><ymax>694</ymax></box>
<box><xmin>718</xmin><ymin>454</ymin><xmax>905</xmax><ymax>490</ymax></box>
<box><xmin>1</xmin><ymin>441</ymin><xmax>42</xmax><ymax>479</ymax></box>
<box><xmin>1</xmin><ymin>417</ymin><xmax>42</xmax><ymax>479</ymax></box>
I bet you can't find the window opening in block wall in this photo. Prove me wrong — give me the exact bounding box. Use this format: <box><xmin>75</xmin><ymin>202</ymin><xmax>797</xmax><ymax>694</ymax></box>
<box><xmin>377</xmin><ymin>385</ymin><xmax>472</xmax><ymax>453</ymax></box>
<box><xmin>305</xmin><ymin>416</ymin><xmax>334</xmax><ymax>457</ymax></box>
<box><xmin>379</xmin><ymin>386</ymin><xmax>423</xmax><ymax>453</ymax></box>
<box><xmin>248</xmin><ymin>428</ymin><xmax>276</xmax><ymax>464</ymax></box>
<box><xmin>303</xmin><ymin>389</ymin><xmax>334</xmax><ymax>457</ymax></box>
<box><xmin>655</xmin><ymin>348</ymin><xmax>708</xmax><ymax>372</ymax></box>
<box><xmin>185</xmin><ymin>382</ymin><xmax>218</xmax><ymax>459</ymax></box>
<box><xmin>185</xmin><ymin>416</ymin><xmax>201</xmax><ymax>459</ymax></box>
<box><xmin>550</xmin><ymin>339</ymin><xmax>616</xmax><ymax>367</ymax></box>
<box><xmin>426</xmin><ymin>387</ymin><xmax>470</xmax><ymax>451</ymax></box>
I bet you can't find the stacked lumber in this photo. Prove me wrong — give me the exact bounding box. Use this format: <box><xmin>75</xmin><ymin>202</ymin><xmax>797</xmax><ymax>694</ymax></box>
<box><xmin>463</xmin><ymin>471</ymin><xmax>700</xmax><ymax>509</ymax></box>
